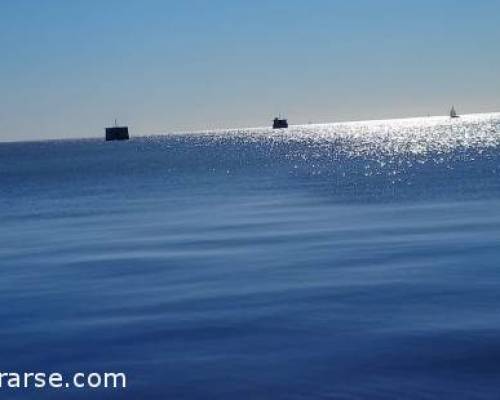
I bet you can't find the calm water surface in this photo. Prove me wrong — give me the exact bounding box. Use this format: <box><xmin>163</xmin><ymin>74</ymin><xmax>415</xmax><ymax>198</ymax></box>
<box><xmin>1</xmin><ymin>114</ymin><xmax>500</xmax><ymax>399</ymax></box>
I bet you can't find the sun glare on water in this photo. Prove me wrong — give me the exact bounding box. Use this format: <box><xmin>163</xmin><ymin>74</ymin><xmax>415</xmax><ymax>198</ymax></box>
<box><xmin>197</xmin><ymin>113</ymin><xmax>500</xmax><ymax>157</ymax></box>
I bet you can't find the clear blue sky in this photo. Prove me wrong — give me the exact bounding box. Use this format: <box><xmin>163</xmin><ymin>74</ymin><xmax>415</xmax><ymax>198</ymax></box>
<box><xmin>1</xmin><ymin>0</ymin><xmax>499</xmax><ymax>141</ymax></box>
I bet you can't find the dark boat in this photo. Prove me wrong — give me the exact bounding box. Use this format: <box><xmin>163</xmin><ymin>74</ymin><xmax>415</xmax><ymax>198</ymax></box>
<box><xmin>273</xmin><ymin>117</ymin><xmax>288</xmax><ymax>129</ymax></box>
<box><xmin>450</xmin><ymin>106</ymin><xmax>460</xmax><ymax>119</ymax></box>
<box><xmin>105</xmin><ymin>122</ymin><xmax>129</xmax><ymax>141</ymax></box>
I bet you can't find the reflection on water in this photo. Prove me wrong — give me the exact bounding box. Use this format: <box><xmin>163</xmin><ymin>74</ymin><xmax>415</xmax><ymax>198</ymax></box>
<box><xmin>1</xmin><ymin>114</ymin><xmax>500</xmax><ymax>399</ymax></box>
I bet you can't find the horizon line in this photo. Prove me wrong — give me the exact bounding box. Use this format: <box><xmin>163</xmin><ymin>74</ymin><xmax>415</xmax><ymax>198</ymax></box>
<box><xmin>2</xmin><ymin>110</ymin><xmax>499</xmax><ymax>144</ymax></box>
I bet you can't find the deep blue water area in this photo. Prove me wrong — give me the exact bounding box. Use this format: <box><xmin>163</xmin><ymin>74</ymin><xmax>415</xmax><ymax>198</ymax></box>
<box><xmin>1</xmin><ymin>115</ymin><xmax>500</xmax><ymax>399</ymax></box>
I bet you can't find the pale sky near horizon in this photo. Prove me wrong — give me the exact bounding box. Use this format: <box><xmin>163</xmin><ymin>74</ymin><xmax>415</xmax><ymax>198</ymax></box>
<box><xmin>1</xmin><ymin>0</ymin><xmax>500</xmax><ymax>141</ymax></box>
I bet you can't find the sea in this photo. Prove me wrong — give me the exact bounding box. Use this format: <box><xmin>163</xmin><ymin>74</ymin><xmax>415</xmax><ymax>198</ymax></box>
<box><xmin>1</xmin><ymin>114</ymin><xmax>500</xmax><ymax>399</ymax></box>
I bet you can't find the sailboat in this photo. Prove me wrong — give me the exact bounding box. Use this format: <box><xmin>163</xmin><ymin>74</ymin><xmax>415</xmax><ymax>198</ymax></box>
<box><xmin>450</xmin><ymin>106</ymin><xmax>460</xmax><ymax>119</ymax></box>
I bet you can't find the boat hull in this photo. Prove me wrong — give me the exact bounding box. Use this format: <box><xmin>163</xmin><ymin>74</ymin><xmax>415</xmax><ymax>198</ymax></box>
<box><xmin>106</xmin><ymin>127</ymin><xmax>130</xmax><ymax>141</ymax></box>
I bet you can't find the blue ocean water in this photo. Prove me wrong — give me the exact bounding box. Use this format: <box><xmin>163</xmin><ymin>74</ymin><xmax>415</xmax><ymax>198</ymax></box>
<box><xmin>1</xmin><ymin>114</ymin><xmax>500</xmax><ymax>399</ymax></box>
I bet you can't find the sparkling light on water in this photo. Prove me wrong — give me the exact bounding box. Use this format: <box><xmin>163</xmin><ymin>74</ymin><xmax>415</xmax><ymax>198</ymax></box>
<box><xmin>188</xmin><ymin>113</ymin><xmax>500</xmax><ymax>157</ymax></box>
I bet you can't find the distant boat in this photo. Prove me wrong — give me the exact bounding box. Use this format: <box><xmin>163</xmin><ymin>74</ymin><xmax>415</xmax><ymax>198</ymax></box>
<box><xmin>273</xmin><ymin>117</ymin><xmax>288</xmax><ymax>129</ymax></box>
<box><xmin>450</xmin><ymin>106</ymin><xmax>460</xmax><ymax>119</ymax></box>
<box><xmin>106</xmin><ymin>120</ymin><xmax>130</xmax><ymax>141</ymax></box>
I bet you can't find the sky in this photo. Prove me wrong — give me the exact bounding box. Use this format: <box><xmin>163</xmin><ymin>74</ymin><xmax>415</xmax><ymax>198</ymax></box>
<box><xmin>1</xmin><ymin>0</ymin><xmax>500</xmax><ymax>141</ymax></box>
